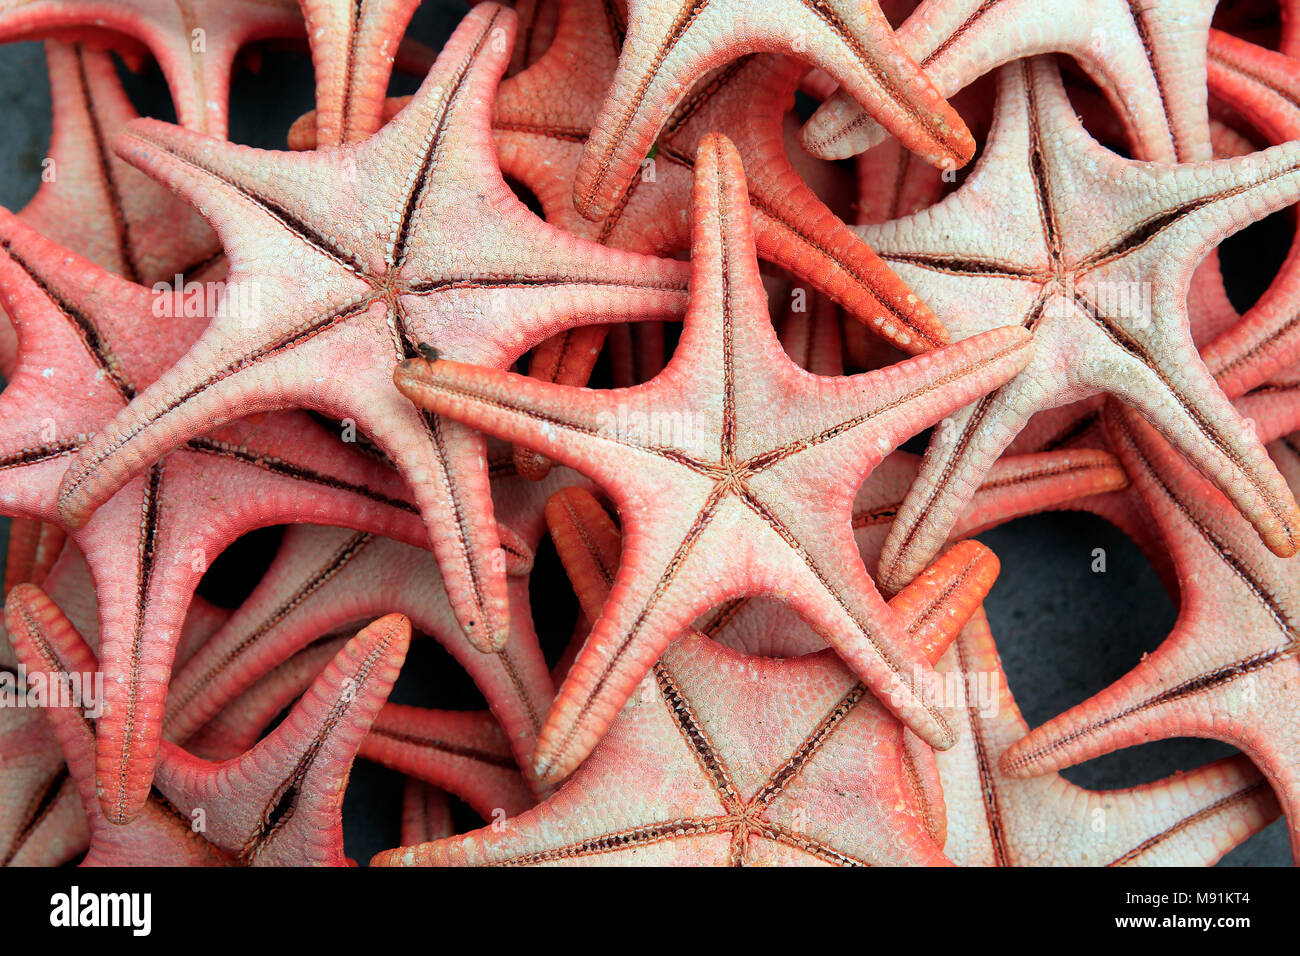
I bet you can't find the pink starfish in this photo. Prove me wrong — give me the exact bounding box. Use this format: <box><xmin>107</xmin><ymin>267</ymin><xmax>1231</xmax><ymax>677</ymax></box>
<box><xmin>1001</xmin><ymin>402</ymin><xmax>1300</xmax><ymax>859</ymax></box>
<box><xmin>866</xmin><ymin>57</ymin><xmax>1300</xmax><ymax>595</ymax></box>
<box><xmin>373</xmin><ymin>487</ymin><xmax>1000</xmax><ymax>867</ymax></box>
<box><xmin>0</xmin><ymin>212</ymin><xmax>435</xmax><ymax>824</ymax></box>
<box><xmin>938</xmin><ymin>609</ymin><xmax>1279</xmax><ymax>866</ymax></box>
<box><xmin>570</xmin><ymin>0</ymin><xmax>973</xmax><ymax>222</ymax></box>
<box><xmin>54</xmin><ymin>3</ymin><xmax>690</xmax><ymax>662</ymax></box>
<box><xmin>802</xmin><ymin>0</ymin><xmax>1217</xmax><ymax>163</ymax></box>
<box><xmin>395</xmin><ymin>133</ymin><xmax>1032</xmax><ymax>781</ymax></box>
<box><xmin>0</xmin><ymin>0</ymin><xmax>306</xmax><ymax>137</ymax></box>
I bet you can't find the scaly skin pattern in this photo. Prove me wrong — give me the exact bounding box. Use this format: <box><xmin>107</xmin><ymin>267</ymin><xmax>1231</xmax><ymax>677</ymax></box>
<box><xmin>396</xmin><ymin>135</ymin><xmax>1032</xmax><ymax>782</ymax></box>
<box><xmin>868</xmin><ymin>57</ymin><xmax>1300</xmax><ymax>595</ymax></box>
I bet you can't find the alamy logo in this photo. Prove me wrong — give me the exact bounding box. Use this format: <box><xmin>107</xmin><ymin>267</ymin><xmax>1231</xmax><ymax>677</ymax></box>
<box><xmin>0</xmin><ymin>664</ymin><xmax>102</xmax><ymax>718</ymax></box>
<box><xmin>49</xmin><ymin>886</ymin><xmax>151</xmax><ymax>936</ymax></box>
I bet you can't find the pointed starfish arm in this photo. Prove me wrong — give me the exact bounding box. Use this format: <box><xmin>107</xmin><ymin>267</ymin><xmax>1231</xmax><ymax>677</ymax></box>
<box><xmin>153</xmin><ymin>613</ymin><xmax>411</xmax><ymax>865</ymax></box>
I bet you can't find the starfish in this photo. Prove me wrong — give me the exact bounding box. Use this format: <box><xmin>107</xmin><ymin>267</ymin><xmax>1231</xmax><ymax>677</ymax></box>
<box><xmin>1000</xmin><ymin>402</ymin><xmax>1300</xmax><ymax>859</ymax></box>
<box><xmin>395</xmin><ymin>133</ymin><xmax>1032</xmax><ymax>781</ymax></box>
<box><xmin>400</xmin><ymin>779</ymin><xmax>455</xmax><ymax>846</ymax></box>
<box><xmin>801</xmin><ymin>0</ymin><xmax>1217</xmax><ymax>164</ymax></box>
<box><xmin>0</xmin><ymin>40</ymin><xmax>222</xmax><ymax>378</ymax></box>
<box><xmin>1199</xmin><ymin>29</ymin><xmax>1300</xmax><ymax>398</ymax></box>
<box><xmin>936</xmin><ymin>609</ymin><xmax>1279</xmax><ymax>866</ymax></box>
<box><xmin>373</xmin><ymin>487</ymin><xmax>1002</xmax><ymax>867</ymax></box>
<box><xmin>2</xmin><ymin>518</ymin><xmax>65</xmax><ymax>596</ymax></box>
<box><xmin>151</xmin><ymin>613</ymin><xmax>412</xmax><ymax>866</ymax></box>
<box><xmin>4</xmin><ymin>584</ymin><xmax>236</xmax><ymax>866</ymax></box>
<box><xmin>53</xmin><ymin>3</ymin><xmax>691</xmax><ymax>662</ymax></box>
<box><xmin>163</xmin><ymin>457</ymin><xmax>591</xmax><ymax>781</ymax></box>
<box><xmin>865</xmin><ymin>57</ymin><xmax>1300</xmax><ymax>595</ymax></box>
<box><xmin>0</xmin><ymin>211</ymin><xmax>439</xmax><ymax>825</ymax></box>
<box><xmin>0</xmin><ymin>0</ymin><xmax>306</xmax><ymax>137</ymax></box>
<box><xmin>570</xmin><ymin>0</ymin><xmax>974</xmax><ymax>222</ymax></box>
<box><xmin>297</xmin><ymin>0</ymin><xmax>425</xmax><ymax>147</ymax></box>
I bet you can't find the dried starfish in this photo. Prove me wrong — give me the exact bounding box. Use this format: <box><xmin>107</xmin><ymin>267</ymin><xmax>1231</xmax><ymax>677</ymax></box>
<box><xmin>373</xmin><ymin>487</ymin><xmax>999</xmax><ymax>866</ymax></box>
<box><xmin>571</xmin><ymin>0</ymin><xmax>974</xmax><ymax>222</ymax></box>
<box><xmin>0</xmin><ymin>0</ymin><xmax>306</xmax><ymax>137</ymax></box>
<box><xmin>0</xmin><ymin>212</ymin><xmax>433</xmax><ymax>825</ymax></box>
<box><xmin>867</xmin><ymin>57</ymin><xmax>1300</xmax><ymax>595</ymax></box>
<box><xmin>802</xmin><ymin>0</ymin><xmax>1216</xmax><ymax>163</ymax></box>
<box><xmin>4</xmin><ymin>585</ymin><xmax>235</xmax><ymax>866</ymax></box>
<box><xmin>1001</xmin><ymin>402</ymin><xmax>1300</xmax><ymax>859</ymax></box>
<box><xmin>152</xmin><ymin>613</ymin><xmax>411</xmax><ymax>866</ymax></box>
<box><xmin>937</xmin><ymin>609</ymin><xmax>1279</xmax><ymax>866</ymax></box>
<box><xmin>54</xmin><ymin>4</ymin><xmax>690</xmax><ymax>662</ymax></box>
<box><xmin>395</xmin><ymin>134</ymin><xmax>1032</xmax><ymax>781</ymax></box>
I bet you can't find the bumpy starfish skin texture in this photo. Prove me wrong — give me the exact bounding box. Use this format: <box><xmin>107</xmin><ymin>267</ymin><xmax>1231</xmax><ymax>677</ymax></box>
<box><xmin>0</xmin><ymin>0</ymin><xmax>306</xmax><ymax>136</ymax></box>
<box><xmin>803</xmin><ymin>0</ymin><xmax>1216</xmax><ymax>163</ymax></box>
<box><xmin>868</xmin><ymin>57</ymin><xmax>1300</xmax><ymax>594</ymax></box>
<box><xmin>396</xmin><ymin>135</ymin><xmax>1032</xmax><ymax>781</ymax></box>
<box><xmin>1002</xmin><ymin>403</ymin><xmax>1300</xmax><ymax>858</ymax></box>
<box><xmin>572</xmin><ymin>0</ymin><xmax>974</xmax><ymax>222</ymax></box>
<box><xmin>374</xmin><ymin>487</ymin><xmax>996</xmax><ymax>866</ymax></box>
<box><xmin>54</xmin><ymin>4</ymin><xmax>690</xmax><ymax>664</ymax></box>
<box><xmin>936</xmin><ymin>609</ymin><xmax>1280</xmax><ymax>866</ymax></box>
<box><xmin>0</xmin><ymin>211</ymin><xmax>432</xmax><ymax>825</ymax></box>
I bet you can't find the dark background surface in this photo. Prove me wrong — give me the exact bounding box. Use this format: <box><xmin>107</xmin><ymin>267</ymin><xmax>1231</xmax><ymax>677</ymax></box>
<box><xmin>0</xmin><ymin>0</ymin><xmax>1288</xmax><ymax>865</ymax></box>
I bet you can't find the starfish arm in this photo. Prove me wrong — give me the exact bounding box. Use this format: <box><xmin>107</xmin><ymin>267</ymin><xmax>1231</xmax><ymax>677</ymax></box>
<box><xmin>878</xmin><ymin>375</ymin><xmax>1040</xmax><ymax>593</ymax></box>
<box><xmin>182</xmin><ymin>636</ymin><xmax>349</xmax><ymax>761</ymax></box>
<box><xmin>358</xmin><ymin>705</ymin><xmax>536</xmax><ymax>820</ymax></box>
<box><xmin>1002</xmin><ymin>407</ymin><xmax>1300</xmax><ymax>855</ymax></box>
<box><xmin>1200</xmin><ymin>32</ymin><xmax>1300</xmax><ymax>396</ymax></box>
<box><xmin>400</xmin><ymin>779</ymin><xmax>455</xmax><ymax>846</ymax></box>
<box><xmin>2</xmin><ymin>519</ymin><xmax>66</xmax><ymax>595</ymax></box>
<box><xmin>153</xmin><ymin>614</ymin><xmax>410</xmax><ymax>866</ymax></box>
<box><xmin>4</xmin><ymin>585</ymin><xmax>235</xmax><ymax>866</ymax></box>
<box><xmin>573</xmin><ymin>0</ymin><xmax>972</xmax><ymax>221</ymax></box>
<box><xmin>953</xmin><ymin>448</ymin><xmax>1130</xmax><ymax>538</ymax></box>
<box><xmin>299</xmin><ymin>0</ymin><xmax>425</xmax><ymax>146</ymax></box>
<box><xmin>802</xmin><ymin>0</ymin><xmax>1213</xmax><ymax>163</ymax></box>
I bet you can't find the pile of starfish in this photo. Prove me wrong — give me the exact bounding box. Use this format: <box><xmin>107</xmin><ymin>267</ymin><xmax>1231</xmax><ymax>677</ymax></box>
<box><xmin>0</xmin><ymin>0</ymin><xmax>1298</xmax><ymax>868</ymax></box>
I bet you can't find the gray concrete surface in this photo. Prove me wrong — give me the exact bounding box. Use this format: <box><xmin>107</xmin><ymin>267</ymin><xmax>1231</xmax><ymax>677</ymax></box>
<box><xmin>0</xmin><ymin>0</ymin><xmax>1286</xmax><ymax>866</ymax></box>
